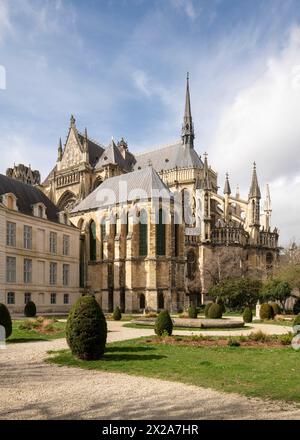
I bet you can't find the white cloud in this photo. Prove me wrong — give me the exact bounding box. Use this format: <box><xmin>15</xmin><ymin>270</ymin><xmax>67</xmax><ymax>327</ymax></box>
<box><xmin>0</xmin><ymin>0</ymin><xmax>12</xmax><ymax>43</ymax></box>
<box><xmin>170</xmin><ymin>0</ymin><xmax>199</xmax><ymax>20</ymax></box>
<box><xmin>208</xmin><ymin>26</ymin><xmax>300</xmax><ymax>243</ymax></box>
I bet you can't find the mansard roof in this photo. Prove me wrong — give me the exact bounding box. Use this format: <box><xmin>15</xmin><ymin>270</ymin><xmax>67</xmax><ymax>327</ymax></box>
<box><xmin>72</xmin><ymin>166</ymin><xmax>171</xmax><ymax>213</ymax></box>
<box><xmin>95</xmin><ymin>140</ymin><xmax>132</xmax><ymax>172</ymax></box>
<box><xmin>0</xmin><ymin>174</ymin><xmax>60</xmax><ymax>223</ymax></box>
<box><xmin>133</xmin><ymin>141</ymin><xmax>203</xmax><ymax>172</ymax></box>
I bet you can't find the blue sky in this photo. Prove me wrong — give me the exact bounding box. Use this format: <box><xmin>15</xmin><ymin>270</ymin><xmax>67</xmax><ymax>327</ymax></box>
<box><xmin>1</xmin><ymin>0</ymin><xmax>300</xmax><ymax>244</ymax></box>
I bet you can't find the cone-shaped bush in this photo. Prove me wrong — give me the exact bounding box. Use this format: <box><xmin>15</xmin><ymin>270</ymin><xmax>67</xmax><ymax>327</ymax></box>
<box><xmin>0</xmin><ymin>303</ymin><xmax>12</xmax><ymax>338</ymax></box>
<box><xmin>270</xmin><ymin>302</ymin><xmax>281</xmax><ymax>316</ymax></box>
<box><xmin>259</xmin><ymin>303</ymin><xmax>274</xmax><ymax>320</ymax></box>
<box><xmin>294</xmin><ymin>313</ymin><xmax>300</xmax><ymax>326</ymax></box>
<box><xmin>204</xmin><ymin>302</ymin><xmax>213</xmax><ymax>318</ymax></box>
<box><xmin>243</xmin><ymin>307</ymin><xmax>253</xmax><ymax>323</ymax></box>
<box><xmin>24</xmin><ymin>301</ymin><xmax>36</xmax><ymax>318</ymax></box>
<box><xmin>154</xmin><ymin>310</ymin><xmax>173</xmax><ymax>336</ymax></box>
<box><xmin>188</xmin><ymin>305</ymin><xmax>198</xmax><ymax>319</ymax></box>
<box><xmin>208</xmin><ymin>303</ymin><xmax>223</xmax><ymax>319</ymax></box>
<box><xmin>66</xmin><ymin>295</ymin><xmax>107</xmax><ymax>360</ymax></box>
<box><xmin>113</xmin><ymin>306</ymin><xmax>122</xmax><ymax>321</ymax></box>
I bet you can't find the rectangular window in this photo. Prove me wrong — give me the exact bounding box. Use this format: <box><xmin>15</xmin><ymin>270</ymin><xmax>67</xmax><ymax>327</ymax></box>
<box><xmin>24</xmin><ymin>259</ymin><xmax>32</xmax><ymax>284</ymax></box>
<box><xmin>49</xmin><ymin>232</ymin><xmax>57</xmax><ymax>254</ymax></box>
<box><xmin>37</xmin><ymin>229</ymin><xmax>45</xmax><ymax>252</ymax></box>
<box><xmin>24</xmin><ymin>292</ymin><xmax>31</xmax><ymax>304</ymax></box>
<box><xmin>7</xmin><ymin>292</ymin><xmax>15</xmax><ymax>304</ymax></box>
<box><xmin>50</xmin><ymin>292</ymin><xmax>56</xmax><ymax>304</ymax></box>
<box><xmin>63</xmin><ymin>264</ymin><xmax>70</xmax><ymax>286</ymax></box>
<box><xmin>63</xmin><ymin>235</ymin><xmax>70</xmax><ymax>256</ymax></box>
<box><xmin>23</xmin><ymin>225</ymin><xmax>32</xmax><ymax>249</ymax></box>
<box><xmin>63</xmin><ymin>293</ymin><xmax>69</xmax><ymax>304</ymax></box>
<box><xmin>6</xmin><ymin>257</ymin><xmax>16</xmax><ymax>283</ymax></box>
<box><xmin>6</xmin><ymin>222</ymin><xmax>16</xmax><ymax>247</ymax></box>
<box><xmin>49</xmin><ymin>262</ymin><xmax>57</xmax><ymax>285</ymax></box>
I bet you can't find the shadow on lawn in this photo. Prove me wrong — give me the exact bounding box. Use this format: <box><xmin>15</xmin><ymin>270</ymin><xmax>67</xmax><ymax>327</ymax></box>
<box><xmin>105</xmin><ymin>345</ymin><xmax>155</xmax><ymax>353</ymax></box>
<box><xmin>7</xmin><ymin>338</ymin><xmax>49</xmax><ymax>343</ymax></box>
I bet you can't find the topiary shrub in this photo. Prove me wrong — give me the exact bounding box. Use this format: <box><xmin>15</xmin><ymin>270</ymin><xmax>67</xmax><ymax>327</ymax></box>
<box><xmin>66</xmin><ymin>295</ymin><xmax>107</xmax><ymax>360</ymax></box>
<box><xmin>293</xmin><ymin>313</ymin><xmax>300</xmax><ymax>327</ymax></box>
<box><xmin>293</xmin><ymin>298</ymin><xmax>300</xmax><ymax>315</ymax></box>
<box><xmin>216</xmin><ymin>298</ymin><xmax>226</xmax><ymax>313</ymax></box>
<box><xmin>204</xmin><ymin>302</ymin><xmax>213</xmax><ymax>318</ymax></box>
<box><xmin>24</xmin><ymin>301</ymin><xmax>36</xmax><ymax>318</ymax></box>
<box><xmin>207</xmin><ymin>303</ymin><xmax>223</xmax><ymax>319</ymax></box>
<box><xmin>154</xmin><ymin>310</ymin><xmax>173</xmax><ymax>336</ymax></box>
<box><xmin>259</xmin><ymin>303</ymin><xmax>274</xmax><ymax>320</ymax></box>
<box><xmin>188</xmin><ymin>305</ymin><xmax>198</xmax><ymax>319</ymax></box>
<box><xmin>270</xmin><ymin>302</ymin><xmax>281</xmax><ymax>316</ymax></box>
<box><xmin>113</xmin><ymin>306</ymin><xmax>122</xmax><ymax>321</ymax></box>
<box><xmin>243</xmin><ymin>307</ymin><xmax>253</xmax><ymax>323</ymax></box>
<box><xmin>0</xmin><ymin>303</ymin><xmax>12</xmax><ymax>338</ymax></box>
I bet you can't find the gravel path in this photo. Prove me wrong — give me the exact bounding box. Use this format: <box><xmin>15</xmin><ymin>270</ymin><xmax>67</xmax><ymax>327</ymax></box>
<box><xmin>0</xmin><ymin>321</ymin><xmax>299</xmax><ymax>420</ymax></box>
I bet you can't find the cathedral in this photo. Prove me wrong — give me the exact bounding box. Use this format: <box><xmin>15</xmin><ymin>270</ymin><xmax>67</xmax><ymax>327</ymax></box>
<box><xmin>15</xmin><ymin>76</ymin><xmax>280</xmax><ymax>312</ymax></box>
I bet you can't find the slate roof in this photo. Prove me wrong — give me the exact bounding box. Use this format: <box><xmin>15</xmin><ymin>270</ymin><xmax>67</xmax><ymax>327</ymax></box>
<box><xmin>77</xmin><ymin>132</ymin><xmax>105</xmax><ymax>168</ymax></box>
<box><xmin>133</xmin><ymin>141</ymin><xmax>203</xmax><ymax>172</ymax></box>
<box><xmin>72</xmin><ymin>166</ymin><xmax>172</xmax><ymax>213</ymax></box>
<box><xmin>0</xmin><ymin>174</ymin><xmax>60</xmax><ymax>223</ymax></box>
<box><xmin>95</xmin><ymin>140</ymin><xmax>132</xmax><ymax>172</ymax></box>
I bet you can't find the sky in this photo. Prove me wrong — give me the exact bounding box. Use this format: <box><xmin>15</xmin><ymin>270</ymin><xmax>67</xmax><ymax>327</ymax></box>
<box><xmin>0</xmin><ymin>0</ymin><xmax>300</xmax><ymax>245</ymax></box>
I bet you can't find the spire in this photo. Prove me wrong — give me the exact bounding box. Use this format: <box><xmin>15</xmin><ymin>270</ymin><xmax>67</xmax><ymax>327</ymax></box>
<box><xmin>181</xmin><ymin>72</ymin><xmax>194</xmax><ymax>148</ymax></box>
<box><xmin>223</xmin><ymin>173</ymin><xmax>231</xmax><ymax>195</ymax></box>
<box><xmin>249</xmin><ymin>162</ymin><xmax>261</xmax><ymax>199</ymax></box>
<box><xmin>84</xmin><ymin>127</ymin><xmax>88</xmax><ymax>152</ymax></box>
<box><xmin>57</xmin><ymin>138</ymin><xmax>63</xmax><ymax>161</ymax></box>
<box><xmin>203</xmin><ymin>152</ymin><xmax>211</xmax><ymax>190</ymax></box>
<box><xmin>264</xmin><ymin>184</ymin><xmax>272</xmax><ymax>212</ymax></box>
<box><xmin>70</xmin><ymin>114</ymin><xmax>76</xmax><ymax>128</ymax></box>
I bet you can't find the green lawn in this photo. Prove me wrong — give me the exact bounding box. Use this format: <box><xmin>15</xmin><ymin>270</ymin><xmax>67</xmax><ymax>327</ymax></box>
<box><xmin>47</xmin><ymin>337</ymin><xmax>300</xmax><ymax>404</ymax></box>
<box><xmin>253</xmin><ymin>319</ymin><xmax>294</xmax><ymax>327</ymax></box>
<box><xmin>8</xmin><ymin>320</ymin><xmax>66</xmax><ymax>343</ymax></box>
<box><xmin>123</xmin><ymin>323</ymin><xmax>247</xmax><ymax>331</ymax></box>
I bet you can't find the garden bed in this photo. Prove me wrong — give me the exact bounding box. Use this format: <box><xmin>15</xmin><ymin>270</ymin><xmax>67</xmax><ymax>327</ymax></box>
<box><xmin>131</xmin><ymin>317</ymin><xmax>245</xmax><ymax>329</ymax></box>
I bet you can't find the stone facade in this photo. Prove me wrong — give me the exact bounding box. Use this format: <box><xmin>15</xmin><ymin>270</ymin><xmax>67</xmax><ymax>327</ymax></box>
<box><xmin>39</xmin><ymin>76</ymin><xmax>279</xmax><ymax>312</ymax></box>
<box><xmin>0</xmin><ymin>176</ymin><xmax>81</xmax><ymax>313</ymax></box>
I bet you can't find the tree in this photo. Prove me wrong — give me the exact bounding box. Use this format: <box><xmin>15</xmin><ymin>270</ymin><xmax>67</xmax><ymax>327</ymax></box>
<box><xmin>260</xmin><ymin>279</ymin><xmax>291</xmax><ymax>312</ymax></box>
<box><xmin>209</xmin><ymin>277</ymin><xmax>262</xmax><ymax>311</ymax></box>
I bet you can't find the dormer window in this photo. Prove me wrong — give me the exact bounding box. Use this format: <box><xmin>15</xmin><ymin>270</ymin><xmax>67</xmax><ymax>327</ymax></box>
<box><xmin>58</xmin><ymin>211</ymin><xmax>69</xmax><ymax>225</ymax></box>
<box><xmin>32</xmin><ymin>203</ymin><xmax>46</xmax><ymax>219</ymax></box>
<box><xmin>2</xmin><ymin>193</ymin><xmax>18</xmax><ymax>211</ymax></box>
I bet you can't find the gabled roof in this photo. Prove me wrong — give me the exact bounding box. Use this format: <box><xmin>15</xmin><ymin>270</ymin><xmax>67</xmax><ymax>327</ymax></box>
<box><xmin>95</xmin><ymin>140</ymin><xmax>132</xmax><ymax>172</ymax></box>
<box><xmin>0</xmin><ymin>174</ymin><xmax>60</xmax><ymax>223</ymax></box>
<box><xmin>133</xmin><ymin>141</ymin><xmax>203</xmax><ymax>172</ymax></box>
<box><xmin>72</xmin><ymin>166</ymin><xmax>171</xmax><ymax>213</ymax></box>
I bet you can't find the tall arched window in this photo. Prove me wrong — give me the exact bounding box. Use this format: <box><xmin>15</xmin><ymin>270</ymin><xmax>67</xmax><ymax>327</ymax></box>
<box><xmin>100</xmin><ymin>218</ymin><xmax>106</xmax><ymax>259</ymax></box>
<box><xmin>157</xmin><ymin>290</ymin><xmax>164</xmax><ymax>310</ymax></box>
<box><xmin>139</xmin><ymin>293</ymin><xmax>145</xmax><ymax>310</ymax></box>
<box><xmin>89</xmin><ymin>221</ymin><xmax>96</xmax><ymax>261</ymax></box>
<box><xmin>139</xmin><ymin>209</ymin><xmax>148</xmax><ymax>256</ymax></box>
<box><xmin>156</xmin><ymin>208</ymin><xmax>166</xmax><ymax>256</ymax></box>
<box><xmin>174</xmin><ymin>222</ymin><xmax>180</xmax><ymax>257</ymax></box>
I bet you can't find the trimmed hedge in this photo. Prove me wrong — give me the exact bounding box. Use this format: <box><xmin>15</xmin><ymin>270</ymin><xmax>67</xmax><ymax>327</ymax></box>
<box><xmin>113</xmin><ymin>306</ymin><xmax>122</xmax><ymax>321</ymax></box>
<box><xmin>259</xmin><ymin>303</ymin><xmax>274</xmax><ymax>320</ymax></box>
<box><xmin>243</xmin><ymin>307</ymin><xmax>253</xmax><ymax>323</ymax></box>
<box><xmin>24</xmin><ymin>301</ymin><xmax>36</xmax><ymax>318</ymax></box>
<box><xmin>66</xmin><ymin>295</ymin><xmax>107</xmax><ymax>360</ymax></box>
<box><xmin>188</xmin><ymin>305</ymin><xmax>198</xmax><ymax>319</ymax></box>
<box><xmin>0</xmin><ymin>303</ymin><xmax>12</xmax><ymax>338</ymax></box>
<box><xmin>294</xmin><ymin>313</ymin><xmax>300</xmax><ymax>327</ymax></box>
<box><xmin>270</xmin><ymin>302</ymin><xmax>281</xmax><ymax>316</ymax></box>
<box><xmin>204</xmin><ymin>302</ymin><xmax>213</xmax><ymax>318</ymax></box>
<box><xmin>154</xmin><ymin>310</ymin><xmax>173</xmax><ymax>336</ymax></box>
<box><xmin>207</xmin><ymin>303</ymin><xmax>223</xmax><ymax>319</ymax></box>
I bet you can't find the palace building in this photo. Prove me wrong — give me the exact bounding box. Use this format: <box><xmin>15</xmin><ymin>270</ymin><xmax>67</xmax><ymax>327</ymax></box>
<box><xmin>0</xmin><ymin>174</ymin><xmax>81</xmax><ymax>313</ymax></box>
<box><xmin>9</xmin><ymin>76</ymin><xmax>280</xmax><ymax>313</ymax></box>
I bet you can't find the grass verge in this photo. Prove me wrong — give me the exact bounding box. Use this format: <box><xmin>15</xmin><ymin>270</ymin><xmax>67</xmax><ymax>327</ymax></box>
<box><xmin>46</xmin><ymin>336</ymin><xmax>300</xmax><ymax>404</ymax></box>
